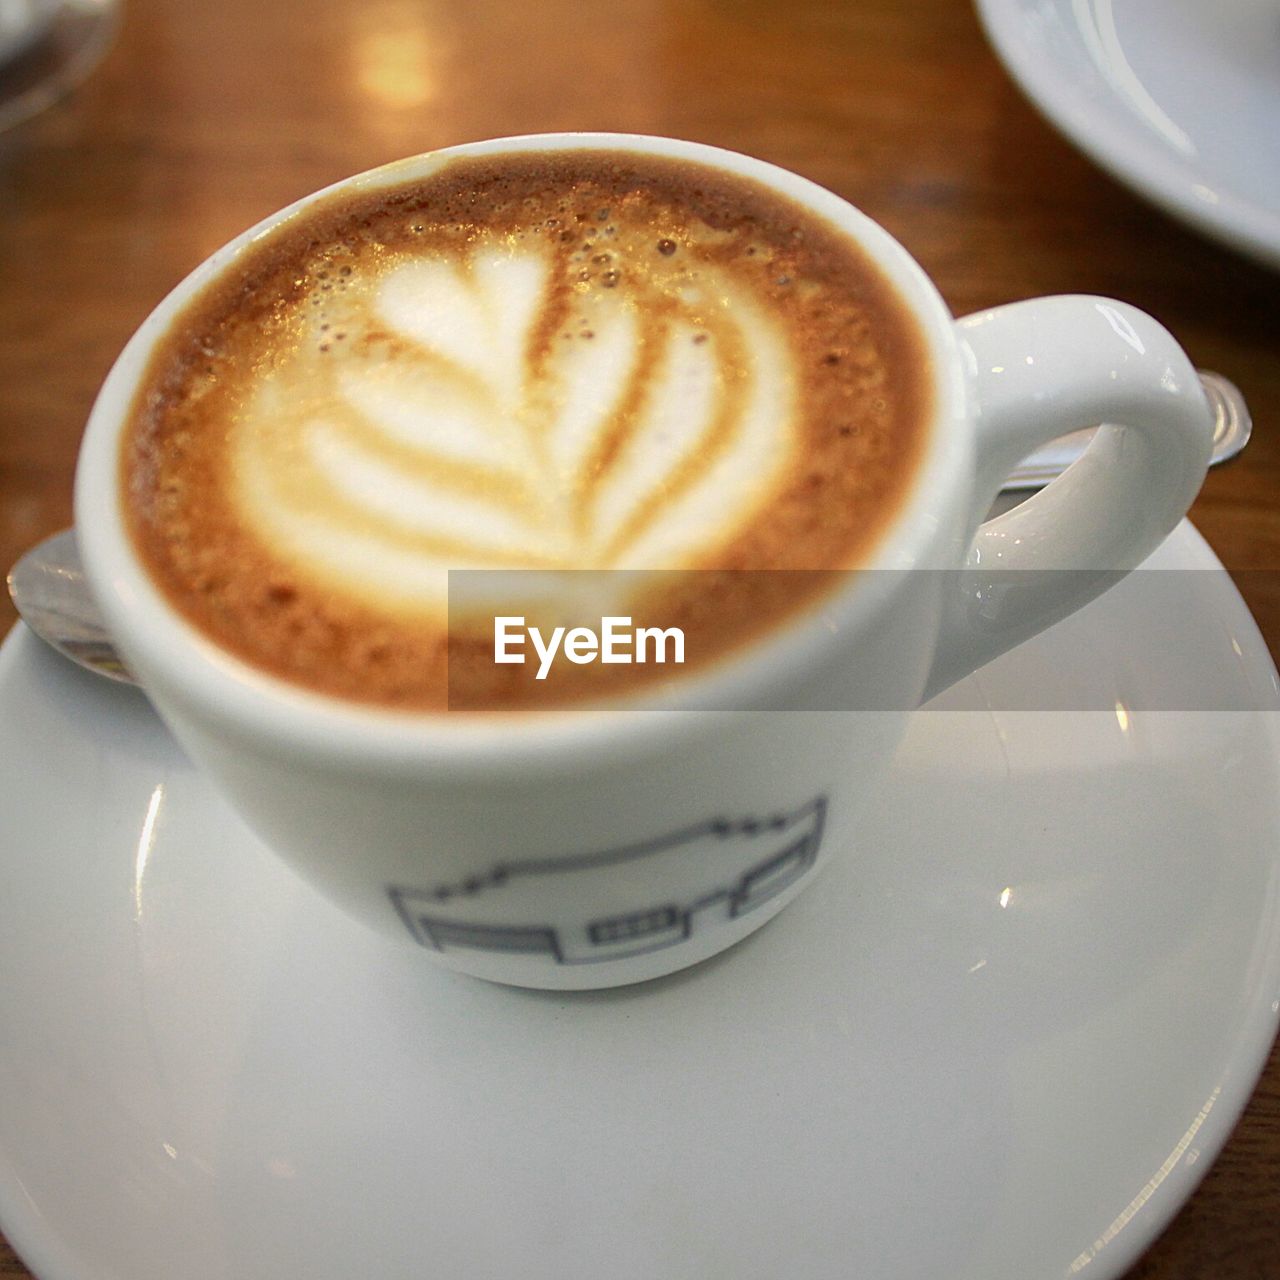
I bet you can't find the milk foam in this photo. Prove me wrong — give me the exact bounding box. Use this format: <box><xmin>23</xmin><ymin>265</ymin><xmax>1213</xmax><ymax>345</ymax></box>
<box><xmin>231</xmin><ymin>236</ymin><xmax>797</xmax><ymax>616</ymax></box>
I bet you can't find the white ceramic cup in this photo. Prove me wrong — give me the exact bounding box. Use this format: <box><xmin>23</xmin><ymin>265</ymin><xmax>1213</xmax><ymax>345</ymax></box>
<box><xmin>74</xmin><ymin>133</ymin><xmax>1215</xmax><ymax>989</ymax></box>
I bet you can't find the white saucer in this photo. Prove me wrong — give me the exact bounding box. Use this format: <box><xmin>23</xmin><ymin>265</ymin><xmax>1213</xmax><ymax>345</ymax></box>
<box><xmin>976</xmin><ymin>0</ymin><xmax>1280</xmax><ymax>271</ymax></box>
<box><xmin>2</xmin><ymin>521</ymin><xmax>1279</xmax><ymax>1280</ymax></box>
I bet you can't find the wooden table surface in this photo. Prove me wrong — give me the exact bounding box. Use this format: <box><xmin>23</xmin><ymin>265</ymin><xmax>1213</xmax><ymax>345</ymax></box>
<box><xmin>1</xmin><ymin>0</ymin><xmax>1277</xmax><ymax>1276</ymax></box>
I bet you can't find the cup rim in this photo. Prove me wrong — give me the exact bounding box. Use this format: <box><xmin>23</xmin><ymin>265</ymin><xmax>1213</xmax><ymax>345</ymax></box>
<box><xmin>73</xmin><ymin>131</ymin><xmax>970</xmax><ymax>775</ymax></box>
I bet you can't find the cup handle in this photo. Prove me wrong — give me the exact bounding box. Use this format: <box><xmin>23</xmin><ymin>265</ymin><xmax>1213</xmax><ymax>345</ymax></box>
<box><xmin>923</xmin><ymin>295</ymin><xmax>1216</xmax><ymax>701</ymax></box>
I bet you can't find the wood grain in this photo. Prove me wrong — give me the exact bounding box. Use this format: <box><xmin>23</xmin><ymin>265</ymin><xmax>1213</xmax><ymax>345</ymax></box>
<box><xmin>1</xmin><ymin>0</ymin><xmax>1277</xmax><ymax>1276</ymax></box>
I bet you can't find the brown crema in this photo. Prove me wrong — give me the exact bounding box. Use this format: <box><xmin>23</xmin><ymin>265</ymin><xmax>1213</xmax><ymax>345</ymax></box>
<box><xmin>122</xmin><ymin>149</ymin><xmax>932</xmax><ymax>710</ymax></box>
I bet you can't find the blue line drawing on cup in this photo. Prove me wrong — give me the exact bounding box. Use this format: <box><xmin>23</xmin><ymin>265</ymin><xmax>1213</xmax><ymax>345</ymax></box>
<box><xmin>389</xmin><ymin>797</ymin><xmax>827</xmax><ymax>964</ymax></box>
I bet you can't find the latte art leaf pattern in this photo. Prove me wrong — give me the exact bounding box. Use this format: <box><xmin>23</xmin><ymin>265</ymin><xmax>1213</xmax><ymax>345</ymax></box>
<box><xmin>126</xmin><ymin>151</ymin><xmax>929</xmax><ymax>709</ymax></box>
<box><xmin>233</xmin><ymin>237</ymin><xmax>797</xmax><ymax>615</ymax></box>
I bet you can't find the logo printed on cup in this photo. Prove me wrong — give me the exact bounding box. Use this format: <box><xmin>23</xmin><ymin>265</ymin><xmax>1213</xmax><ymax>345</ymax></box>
<box><xmin>389</xmin><ymin>797</ymin><xmax>827</xmax><ymax>967</ymax></box>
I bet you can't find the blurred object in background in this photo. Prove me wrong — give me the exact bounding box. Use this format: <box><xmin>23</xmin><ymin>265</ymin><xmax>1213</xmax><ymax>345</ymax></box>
<box><xmin>976</xmin><ymin>0</ymin><xmax>1280</xmax><ymax>271</ymax></box>
<box><xmin>0</xmin><ymin>0</ymin><xmax>117</xmax><ymax>133</ymax></box>
<box><xmin>0</xmin><ymin>0</ymin><xmax>59</xmax><ymax>63</ymax></box>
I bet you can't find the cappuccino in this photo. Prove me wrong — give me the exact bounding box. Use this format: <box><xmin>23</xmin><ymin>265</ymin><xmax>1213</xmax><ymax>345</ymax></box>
<box><xmin>123</xmin><ymin>149</ymin><xmax>930</xmax><ymax>708</ymax></box>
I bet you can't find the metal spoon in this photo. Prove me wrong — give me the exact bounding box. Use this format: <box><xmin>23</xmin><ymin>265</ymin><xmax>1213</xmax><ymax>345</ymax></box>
<box><xmin>7</xmin><ymin>524</ymin><xmax>133</xmax><ymax>683</ymax></box>
<box><xmin>6</xmin><ymin>369</ymin><xmax>1253</xmax><ymax>686</ymax></box>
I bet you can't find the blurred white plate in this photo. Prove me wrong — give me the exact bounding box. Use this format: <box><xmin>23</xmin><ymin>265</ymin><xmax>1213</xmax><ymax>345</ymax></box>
<box><xmin>976</xmin><ymin>0</ymin><xmax>1280</xmax><ymax>270</ymax></box>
